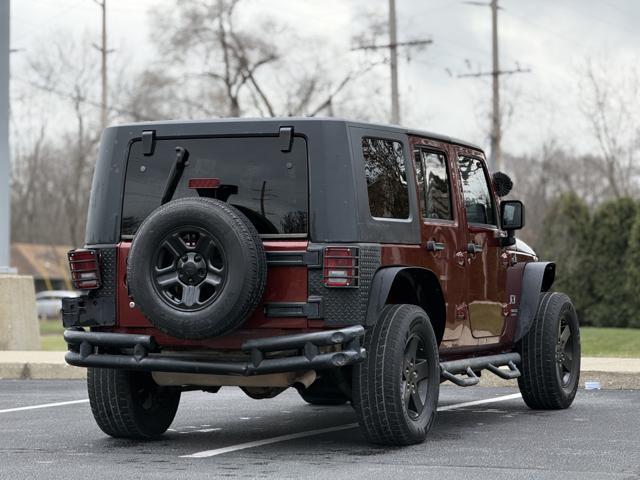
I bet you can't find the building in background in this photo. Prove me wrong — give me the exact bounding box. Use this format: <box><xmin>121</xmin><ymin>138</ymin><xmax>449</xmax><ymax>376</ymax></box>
<box><xmin>11</xmin><ymin>243</ymin><xmax>72</xmax><ymax>292</ymax></box>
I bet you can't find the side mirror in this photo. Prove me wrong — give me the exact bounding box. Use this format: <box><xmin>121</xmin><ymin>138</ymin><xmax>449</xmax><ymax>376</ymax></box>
<box><xmin>500</xmin><ymin>200</ymin><xmax>525</xmax><ymax>231</ymax></box>
<box><xmin>492</xmin><ymin>171</ymin><xmax>513</xmax><ymax>197</ymax></box>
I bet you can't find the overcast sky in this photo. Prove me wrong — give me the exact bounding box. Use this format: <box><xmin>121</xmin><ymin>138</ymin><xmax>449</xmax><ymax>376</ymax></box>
<box><xmin>8</xmin><ymin>0</ymin><xmax>640</xmax><ymax>158</ymax></box>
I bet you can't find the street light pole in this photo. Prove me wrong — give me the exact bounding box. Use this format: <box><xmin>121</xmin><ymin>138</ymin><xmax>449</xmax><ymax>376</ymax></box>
<box><xmin>0</xmin><ymin>0</ymin><xmax>10</xmax><ymax>269</ymax></box>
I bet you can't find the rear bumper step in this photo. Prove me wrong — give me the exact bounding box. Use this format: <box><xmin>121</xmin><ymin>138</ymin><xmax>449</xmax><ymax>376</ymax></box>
<box><xmin>440</xmin><ymin>353</ymin><xmax>521</xmax><ymax>387</ymax></box>
<box><xmin>63</xmin><ymin>326</ymin><xmax>366</xmax><ymax>376</ymax></box>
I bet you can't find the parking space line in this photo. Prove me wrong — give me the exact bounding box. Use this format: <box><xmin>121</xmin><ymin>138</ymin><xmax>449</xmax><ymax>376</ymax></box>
<box><xmin>0</xmin><ymin>399</ymin><xmax>89</xmax><ymax>414</ymax></box>
<box><xmin>181</xmin><ymin>392</ymin><xmax>523</xmax><ymax>458</ymax></box>
<box><xmin>181</xmin><ymin>423</ymin><xmax>360</xmax><ymax>458</ymax></box>
<box><xmin>437</xmin><ymin>392</ymin><xmax>522</xmax><ymax>411</ymax></box>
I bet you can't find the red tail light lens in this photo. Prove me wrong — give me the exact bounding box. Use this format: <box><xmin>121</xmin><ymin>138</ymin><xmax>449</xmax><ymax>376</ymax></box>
<box><xmin>323</xmin><ymin>247</ymin><xmax>359</xmax><ymax>287</ymax></box>
<box><xmin>68</xmin><ymin>249</ymin><xmax>102</xmax><ymax>290</ymax></box>
<box><xmin>188</xmin><ymin>178</ymin><xmax>221</xmax><ymax>189</ymax></box>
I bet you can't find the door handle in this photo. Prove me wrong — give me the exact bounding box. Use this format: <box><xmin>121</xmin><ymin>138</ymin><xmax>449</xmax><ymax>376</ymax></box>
<box><xmin>467</xmin><ymin>242</ymin><xmax>483</xmax><ymax>254</ymax></box>
<box><xmin>426</xmin><ymin>240</ymin><xmax>446</xmax><ymax>252</ymax></box>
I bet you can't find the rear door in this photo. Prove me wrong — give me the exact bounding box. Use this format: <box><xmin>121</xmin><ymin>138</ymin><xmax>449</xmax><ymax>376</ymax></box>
<box><xmin>411</xmin><ymin>138</ymin><xmax>467</xmax><ymax>342</ymax></box>
<box><xmin>455</xmin><ymin>149</ymin><xmax>506</xmax><ymax>340</ymax></box>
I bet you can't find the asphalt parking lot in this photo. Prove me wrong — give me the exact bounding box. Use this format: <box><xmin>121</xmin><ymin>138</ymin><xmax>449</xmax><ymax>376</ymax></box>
<box><xmin>0</xmin><ymin>380</ymin><xmax>638</xmax><ymax>480</ymax></box>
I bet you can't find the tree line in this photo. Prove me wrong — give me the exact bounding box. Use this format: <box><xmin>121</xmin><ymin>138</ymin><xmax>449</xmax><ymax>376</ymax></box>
<box><xmin>536</xmin><ymin>193</ymin><xmax>640</xmax><ymax>328</ymax></box>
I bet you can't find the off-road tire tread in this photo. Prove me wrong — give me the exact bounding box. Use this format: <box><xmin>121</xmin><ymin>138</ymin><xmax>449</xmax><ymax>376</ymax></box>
<box><xmin>517</xmin><ymin>292</ymin><xmax>580</xmax><ymax>410</ymax></box>
<box><xmin>87</xmin><ymin>368</ymin><xmax>180</xmax><ymax>439</ymax></box>
<box><xmin>128</xmin><ymin>197</ymin><xmax>267</xmax><ymax>339</ymax></box>
<box><xmin>353</xmin><ymin>304</ymin><xmax>439</xmax><ymax>445</ymax></box>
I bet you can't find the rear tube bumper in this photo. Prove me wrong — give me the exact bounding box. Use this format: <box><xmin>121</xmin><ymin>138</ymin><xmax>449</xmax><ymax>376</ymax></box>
<box><xmin>64</xmin><ymin>326</ymin><xmax>366</xmax><ymax>376</ymax></box>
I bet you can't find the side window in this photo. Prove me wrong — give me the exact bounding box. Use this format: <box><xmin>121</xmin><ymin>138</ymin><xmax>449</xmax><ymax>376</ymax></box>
<box><xmin>457</xmin><ymin>156</ymin><xmax>496</xmax><ymax>225</ymax></box>
<box><xmin>362</xmin><ymin>137</ymin><xmax>409</xmax><ymax>219</ymax></box>
<box><xmin>414</xmin><ymin>149</ymin><xmax>452</xmax><ymax>220</ymax></box>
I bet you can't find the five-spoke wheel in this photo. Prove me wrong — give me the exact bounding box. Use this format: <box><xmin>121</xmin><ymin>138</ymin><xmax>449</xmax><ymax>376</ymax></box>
<box><xmin>353</xmin><ymin>304</ymin><xmax>440</xmax><ymax>446</ymax></box>
<box><xmin>152</xmin><ymin>227</ymin><xmax>226</xmax><ymax>310</ymax></box>
<box><xmin>518</xmin><ymin>292</ymin><xmax>581</xmax><ymax>410</ymax></box>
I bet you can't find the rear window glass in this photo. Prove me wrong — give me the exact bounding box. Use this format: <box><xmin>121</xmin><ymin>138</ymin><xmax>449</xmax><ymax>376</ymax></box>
<box><xmin>362</xmin><ymin>137</ymin><xmax>409</xmax><ymax>219</ymax></box>
<box><xmin>121</xmin><ymin>136</ymin><xmax>308</xmax><ymax>236</ymax></box>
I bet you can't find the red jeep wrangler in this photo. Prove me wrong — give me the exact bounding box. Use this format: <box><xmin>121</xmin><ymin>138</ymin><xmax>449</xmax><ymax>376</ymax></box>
<box><xmin>62</xmin><ymin>118</ymin><xmax>580</xmax><ymax>446</ymax></box>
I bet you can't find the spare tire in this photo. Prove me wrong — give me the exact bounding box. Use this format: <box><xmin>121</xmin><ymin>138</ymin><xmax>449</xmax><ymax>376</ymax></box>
<box><xmin>127</xmin><ymin>197</ymin><xmax>267</xmax><ymax>339</ymax></box>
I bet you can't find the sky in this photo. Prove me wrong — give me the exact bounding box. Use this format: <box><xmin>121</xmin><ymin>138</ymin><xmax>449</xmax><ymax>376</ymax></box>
<box><xmin>8</xmin><ymin>0</ymin><xmax>640</xmax><ymax>158</ymax></box>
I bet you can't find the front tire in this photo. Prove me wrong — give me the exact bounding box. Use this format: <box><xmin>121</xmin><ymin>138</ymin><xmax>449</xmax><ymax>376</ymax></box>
<box><xmin>87</xmin><ymin>368</ymin><xmax>181</xmax><ymax>439</ymax></box>
<box><xmin>353</xmin><ymin>304</ymin><xmax>440</xmax><ymax>445</ymax></box>
<box><xmin>518</xmin><ymin>292</ymin><xmax>581</xmax><ymax>409</ymax></box>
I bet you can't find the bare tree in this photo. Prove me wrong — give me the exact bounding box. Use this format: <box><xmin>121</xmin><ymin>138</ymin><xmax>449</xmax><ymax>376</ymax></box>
<box><xmin>578</xmin><ymin>58</ymin><xmax>640</xmax><ymax>198</ymax></box>
<box><xmin>21</xmin><ymin>36</ymin><xmax>100</xmax><ymax>245</ymax></box>
<box><xmin>130</xmin><ymin>0</ymin><xmax>375</xmax><ymax>121</ymax></box>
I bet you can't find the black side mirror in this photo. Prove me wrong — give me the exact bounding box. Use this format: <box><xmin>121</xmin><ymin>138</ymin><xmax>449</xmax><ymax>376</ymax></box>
<box><xmin>492</xmin><ymin>171</ymin><xmax>513</xmax><ymax>197</ymax></box>
<box><xmin>500</xmin><ymin>200</ymin><xmax>525</xmax><ymax>231</ymax></box>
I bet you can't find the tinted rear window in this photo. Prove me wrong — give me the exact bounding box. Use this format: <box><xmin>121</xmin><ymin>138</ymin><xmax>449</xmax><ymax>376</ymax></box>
<box><xmin>121</xmin><ymin>136</ymin><xmax>308</xmax><ymax>236</ymax></box>
<box><xmin>362</xmin><ymin>137</ymin><xmax>409</xmax><ymax>219</ymax></box>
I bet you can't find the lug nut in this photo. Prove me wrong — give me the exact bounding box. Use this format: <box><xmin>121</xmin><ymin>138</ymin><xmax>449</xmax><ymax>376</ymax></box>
<box><xmin>195</xmin><ymin>254</ymin><xmax>202</xmax><ymax>262</ymax></box>
<box><xmin>182</xmin><ymin>255</ymin><xmax>188</xmax><ymax>262</ymax></box>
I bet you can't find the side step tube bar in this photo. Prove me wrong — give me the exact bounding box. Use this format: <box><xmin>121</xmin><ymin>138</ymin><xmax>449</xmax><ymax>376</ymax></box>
<box><xmin>440</xmin><ymin>353</ymin><xmax>521</xmax><ymax>387</ymax></box>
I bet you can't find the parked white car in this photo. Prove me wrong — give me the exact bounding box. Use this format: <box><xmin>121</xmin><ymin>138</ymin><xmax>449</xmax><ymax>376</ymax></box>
<box><xmin>35</xmin><ymin>290</ymin><xmax>81</xmax><ymax>319</ymax></box>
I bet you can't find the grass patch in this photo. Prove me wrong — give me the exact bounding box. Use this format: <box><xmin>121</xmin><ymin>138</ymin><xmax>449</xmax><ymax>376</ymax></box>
<box><xmin>580</xmin><ymin>327</ymin><xmax>640</xmax><ymax>357</ymax></box>
<box><xmin>40</xmin><ymin>319</ymin><xmax>65</xmax><ymax>336</ymax></box>
<box><xmin>40</xmin><ymin>334</ymin><xmax>67</xmax><ymax>351</ymax></box>
<box><xmin>39</xmin><ymin>319</ymin><xmax>66</xmax><ymax>351</ymax></box>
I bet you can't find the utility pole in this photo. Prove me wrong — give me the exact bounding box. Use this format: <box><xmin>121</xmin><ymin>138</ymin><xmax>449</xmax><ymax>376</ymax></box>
<box><xmin>352</xmin><ymin>0</ymin><xmax>432</xmax><ymax>125</ymax></box>
<box><xmin>491</xmin><ymin>0</ymin><xmax>500</xmax><ymax>171</ymax></box>
<box><xmin>459</xmin><ymin>0</ymin><xmax>529</xmax><ymax>171</ymax></box>
<box><xmin>389</xmin><ymin>0</ymin><xmax>400</xmax><ymax>124</ymax></box>
<box><xmin>0</xmin><ymin>0</ymin><xmax>10</xmax><ymax>269</ymax></box>
<box><xmin>93</xmin><ymin>0</ymin><xmax>110</xmax><ymax>130</ymax></box>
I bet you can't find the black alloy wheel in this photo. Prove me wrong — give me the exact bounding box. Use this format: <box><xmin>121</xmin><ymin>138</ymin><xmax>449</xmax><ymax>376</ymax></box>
<box><xmin>127</xmin><ymin>197</ymin><xmax>267</xmax><ymax>340</ymax></box>
<box><xmin>556</xmin><ymin>313</ymin><xmax>577</xmax><ymax>388</ymax></box>
<box><xmin>152</xmin><ymin>227</ymin><xmax>226</xmax><ymax>311</ymax></box>
<box><xmin>518</xmin><ymin>292</ymin><xmax>581</xmax><ymax>410</ymax></box>
<box><xmin>402</xmin><ymin>334</ymin><xmax>431</xmax><ymax>420</ymax></box>
<box><xmin>353</xmin><ymin>304</ymin><xmax>440</xmax><ymax>446</ymax></box>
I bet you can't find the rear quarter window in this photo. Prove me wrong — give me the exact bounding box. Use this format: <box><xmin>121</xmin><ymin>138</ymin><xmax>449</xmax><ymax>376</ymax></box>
<box><xmin>362</xmin><ymin>137</ymin><xmax>409</xmax><ymax>219</ymax></box>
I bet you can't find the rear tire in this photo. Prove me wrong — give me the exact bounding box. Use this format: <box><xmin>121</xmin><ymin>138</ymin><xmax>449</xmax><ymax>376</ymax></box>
<box><xmin>87</xmin><ymin>368</ymin><xmax>181</xmax><ymax>439</ymax></box>
<box><xmin>518</xmin><ymin>292</ymin><xmax>580</xmax><ymax>410</ymax></box>
<box><xmin>353</xmin><ymin>304</ymin><xmax>440</xmax><ymax>445</ymax></box>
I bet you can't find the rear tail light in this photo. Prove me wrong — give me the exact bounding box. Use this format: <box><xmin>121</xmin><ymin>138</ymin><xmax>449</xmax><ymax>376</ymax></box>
<box><xmin>323</xmin><ymin>247</ymin><xmax>359</xmax><ymax>288</ymax></box>
<box><xmin>68</xmin><ymin>249</ymin><xmax>102</xmax><ymax>290</ymax></box>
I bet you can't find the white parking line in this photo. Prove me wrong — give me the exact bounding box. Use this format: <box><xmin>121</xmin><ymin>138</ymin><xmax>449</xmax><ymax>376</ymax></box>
<box><xmin>437</xmin><ymin>392</ymin><xmax>522</xmax><ymax>411</ymax></box>
<box><xmin>181</xmin><ymin>392</ymin><xmax>523</xmax><ymax>459</ymax></box>
<box><xmin>181</xmin><ymin>423</ymin><xmax>360</xmax><ymax>458</ymax></box>
<box><xmin>0</xmin><ymin>399</ymin><xmax>89</xmax><ymax>414</ymax></box>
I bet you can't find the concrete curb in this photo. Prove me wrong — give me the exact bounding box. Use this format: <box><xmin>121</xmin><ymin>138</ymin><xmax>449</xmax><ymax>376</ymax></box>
<box><xmin>0</xmin><ymin>351</ymin><xmax>86</xmax><ymax>380</ymax></box>
<box><xmin>0</xmin><ymin>352</ymin><xmax>638</xmax><ymax>388</ymax></box>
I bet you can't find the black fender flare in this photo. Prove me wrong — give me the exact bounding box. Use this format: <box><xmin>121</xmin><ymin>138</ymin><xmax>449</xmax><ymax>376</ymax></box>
<box><xmin>514</xmin><ymin>261</ymin><xmax>556</xmax><ymax>342</ymax></box>
<box><xmin>365</xmin><ymin>266</ymin><xmax>446</xmax><ymax>342</ymax></box>
<box><xmin>365</xmin><ymin>266</ymin><xmax>406</xmax><ymax>326</ymax></box>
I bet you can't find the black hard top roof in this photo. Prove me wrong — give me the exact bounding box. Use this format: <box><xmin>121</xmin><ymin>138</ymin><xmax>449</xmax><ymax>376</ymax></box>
<box><xmin>113</xmin><ymin>117</ymin><xmax>484</xmax><ymax>153</ymax></box>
